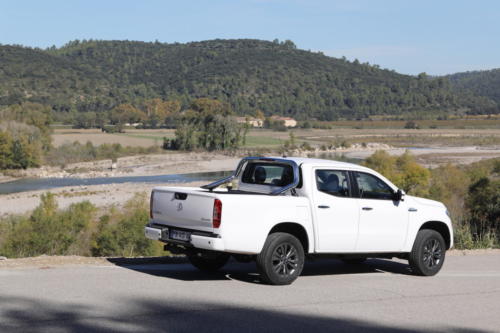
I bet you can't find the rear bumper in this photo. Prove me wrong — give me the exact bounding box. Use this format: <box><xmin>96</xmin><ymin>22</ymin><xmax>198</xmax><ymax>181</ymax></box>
<box><xmin>144</xmin><ymin>225</ymin><xmax>225</xmax><ymax>252</ymax></box>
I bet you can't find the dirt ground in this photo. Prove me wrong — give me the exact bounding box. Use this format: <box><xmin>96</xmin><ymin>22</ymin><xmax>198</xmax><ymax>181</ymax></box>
<box><xmin>6</xmin><ymin>152</ymin><xmax>241</xmax><ymax>180</ymax></box>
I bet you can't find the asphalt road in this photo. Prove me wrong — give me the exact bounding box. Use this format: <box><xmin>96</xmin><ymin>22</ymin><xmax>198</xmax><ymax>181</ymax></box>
<box><xmin>1</xmin><ymin>254</ymin><xmax>499</xmax><ymax>333</ymax></box>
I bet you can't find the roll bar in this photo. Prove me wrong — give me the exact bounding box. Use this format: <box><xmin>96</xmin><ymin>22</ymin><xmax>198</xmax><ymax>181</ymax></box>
<box><xmin>201</xmin><ymin>157</ymin><xmax>300</xmax><ymax>195</ymax></box>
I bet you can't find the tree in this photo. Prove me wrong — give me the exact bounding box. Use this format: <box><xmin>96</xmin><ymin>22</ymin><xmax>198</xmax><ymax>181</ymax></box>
<box><xmin>466</xmin><ymin>177</ymin><xmax>500</xmax><ymax>242</ymax></box>
<box><xmin>0</xmin><ymin>131</ymin><xmax>14</xmax><ymax>169</ymax></box>
<box><xmin>393</xmin><ymin>151</ymin><xmax>430</xmax><ymax>195</ymax></box>
<box><xmin>1</xmin><ymin>103</ymin><xmax>52</xmax><ymax>151</ymax></box>
<box><xmin>142</xmin><ymin>99</ymin><xmax>180</xmax><ymax>128</ymax></box>
<box><xmin>363</xmin><ymin>150</ymin><xmax>430</xmax><ymax>195</ymax></box>
<box><xmin>74</xmin><ymin>112</ymin><xmax>97</xmax><ymax>129</ymax></box>
<box><xmin>0</xmin><ymin>122</ymin><xmax>42</xmax><ymax>169</ymax></box>
<box><xmin>11</xmin><ymin>136</ymin><xmax>41</xmax><ymax>169</ymax></box>
<box><xmin>171</xmin><ymin>98</ymin><xmax>244</xmax><ymax>151</ymax></box>
<box><xmin>109</xmin><ymin>104</ymin><xmax>146</xmax><ymax>127</ymax></box>
<box><xmin>255</xmin><ymin>109</ymin><xmax>265</xmax><ymax>120</ymax></box>
<box><xmin>363</xmin><ymin>150</ymin><xmax>397</xmax><ymax>180</ymax></box>
<box><xmin>428</xmin><ymin>163</ymin><xmax>468</xmax><ymax>221</ymax></box>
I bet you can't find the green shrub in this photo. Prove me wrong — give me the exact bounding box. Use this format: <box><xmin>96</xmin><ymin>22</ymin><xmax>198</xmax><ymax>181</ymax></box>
<box><xmin>0</xmin><ymin>192</ymin><xmax>164</xmax><ymax>258</ymax></box>
<box><xmin>0</xmin><ymin>193</ymin><xmax>96</xmax><ymax>257</ymax></box>
<box><xmin>91</xmin><ymin>193</ymin><xmax>163</xmax><ymax>257</ymax></box>
<box><xmin>453</xmin><ymin>223</ymin><xmax>476</xmax><ymax>249</ymax></box>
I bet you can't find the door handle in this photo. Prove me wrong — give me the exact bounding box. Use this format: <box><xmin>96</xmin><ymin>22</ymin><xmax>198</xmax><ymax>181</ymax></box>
<box><xmin>408</xmin><ymin>207</ymin><xmax>418</xmax><ymax>212</ymax></box>
<box><xmin>318</xmin><ymin>205</ymin><xmax>330</xmax><ymax>209</ymax></box>
<box><xmin>362</xmin><ymin>207</ymin><xmax>373</xmax><ymax>211</ymax></box>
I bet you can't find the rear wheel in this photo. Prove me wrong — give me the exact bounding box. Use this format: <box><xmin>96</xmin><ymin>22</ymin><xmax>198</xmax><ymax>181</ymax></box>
<box><xmin>409</xmin><ymin>229</ymin><xmax>446</xmax><ymax>276</ymax></box>
<box><xmin>256</xmin><ymin>232</ymin><xmax>305</xmax><ymax>285</ymax></box>
<box><xmin>187</xmin><ymin>251</ymin><xmax>230</xmax><ymax>272</ymax></box>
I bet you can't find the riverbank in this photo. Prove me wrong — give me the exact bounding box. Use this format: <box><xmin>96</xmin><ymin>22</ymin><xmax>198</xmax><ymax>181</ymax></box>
<box><xmin>0</xmin><ymin>181</ymin><xmax>206</xmax><ymax>216</ymax></box>
<box><xmin>3</xmin><ymin>144</ymin><xmax>500</xmax><ymax>185</ymax></box>
<box><xmin>0</xmin><ymin>152</ymin><xmax>241</xmax><ymax>183</ymax></box>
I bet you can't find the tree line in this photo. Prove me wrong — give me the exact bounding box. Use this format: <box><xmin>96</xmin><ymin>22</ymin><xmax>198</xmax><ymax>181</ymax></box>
<box><xmin>0</xmin><ymin>98</ymin><xmax>245</xmax><ymax>170</ymax></box>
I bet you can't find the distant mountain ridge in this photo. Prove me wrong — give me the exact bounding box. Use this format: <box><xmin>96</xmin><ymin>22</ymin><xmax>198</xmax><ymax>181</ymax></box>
<box><xmin>0</xmin><ymin>39</ymin><xmax>498</xmax><ymax>119</ymax></box>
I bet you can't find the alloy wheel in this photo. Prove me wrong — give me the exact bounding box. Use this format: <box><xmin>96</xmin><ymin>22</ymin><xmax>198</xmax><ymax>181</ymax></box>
<box><xmin>272</xmin><ymin>243</ymin><xmax>299</xmax><ymax>276</ymax></box>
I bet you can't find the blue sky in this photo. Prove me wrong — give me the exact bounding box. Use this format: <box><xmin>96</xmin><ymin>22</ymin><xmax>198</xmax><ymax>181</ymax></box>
<box><xmin>1</xmin><ymin>0</ymin><xmax>499</xmax><ymax>75</ymax></box>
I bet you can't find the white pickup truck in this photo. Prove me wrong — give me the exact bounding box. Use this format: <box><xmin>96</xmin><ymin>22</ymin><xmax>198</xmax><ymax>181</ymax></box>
<box><xmin>145</xmin><ymin>156</ymin><xmax>453</xmax><ymax>285</ymax></box>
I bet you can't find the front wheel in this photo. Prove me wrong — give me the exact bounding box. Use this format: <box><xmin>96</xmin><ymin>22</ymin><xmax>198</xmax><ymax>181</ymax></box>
<box><xmin>187</xmin><ymin>251</ymin><xmax>230</xmax><ymax>272</ymax></box>
<box><xmin>256</xmin><ymin>232</ymin><xmax>305</xmax><ymax>285</ymax></box>
<box><xmin>409</xmin><ymin>229</ymin><xmax>446</xmax><ymax>276</ymax></box>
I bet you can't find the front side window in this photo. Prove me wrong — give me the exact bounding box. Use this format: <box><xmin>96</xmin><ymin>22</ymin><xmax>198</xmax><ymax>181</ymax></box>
<box><xmin>241</xmin><ymin>163</ymin><xmax>294</xmax><ymax>186</ymax></box>
<box><xmin>316</xmin><ymin>170</ymin><xmax>350</xmax><ymax>197</ymax></box>
<box><xmin>354</xmin><ymin>172</ymin><xmax>394</xmax><ymax>200</ymax></box>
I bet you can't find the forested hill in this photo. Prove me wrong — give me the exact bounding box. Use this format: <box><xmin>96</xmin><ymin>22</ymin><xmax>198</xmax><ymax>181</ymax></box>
<box><xmin>447</xmin><ymin>69</ymin><xmax>500</xmax><ymax>106</ymax></box>
<box><xmin>0</xmin><ymin>39</ymin><xmax>498</xmax><ymax>120</ymax></box>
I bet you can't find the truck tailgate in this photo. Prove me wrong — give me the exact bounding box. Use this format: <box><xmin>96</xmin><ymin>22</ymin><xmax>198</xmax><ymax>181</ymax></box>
<box><xmin>151</xmin><ymin>187</ymin><xmax>216</xmax><ymax>232</ymax></box>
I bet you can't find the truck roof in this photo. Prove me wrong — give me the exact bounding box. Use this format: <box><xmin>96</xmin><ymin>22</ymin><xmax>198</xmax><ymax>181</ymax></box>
<box><xmin>270</xmin><ymin>156</ymin><xmax>371</xmax><ymax>171</ymax></box>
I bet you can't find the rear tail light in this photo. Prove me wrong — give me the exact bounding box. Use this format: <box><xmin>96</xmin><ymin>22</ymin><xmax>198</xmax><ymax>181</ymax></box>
<box><xmin>213</xmin><ymin>199</ymin><xmax>222</xmax><ymax>228</ymax></box>
<box><xmin>150</xmin><ymin>191</ymin><xmax>155</xmax><ymax>219</ymax></box>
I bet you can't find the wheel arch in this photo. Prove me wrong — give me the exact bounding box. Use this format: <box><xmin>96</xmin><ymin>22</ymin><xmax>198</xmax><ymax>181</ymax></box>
<box><xmin>269</xmin><ymin>222</ymin><xmax>309</xmax><ymax>253</ymax></box>
<box><xmin>419</xmin><ymin>221</ymin><xmax>452</xmax><ymax>249</ymax></box>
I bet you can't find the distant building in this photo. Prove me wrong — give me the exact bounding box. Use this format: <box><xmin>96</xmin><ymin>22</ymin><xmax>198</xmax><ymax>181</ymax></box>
<box><xmin>235</xmin><ymin>117</ymin><xmax>264</xmax><ymax>128</ymax></box>
<box><xmin>270</xmin><ymin>116</ymin><xmax>297</xmax><ymax>128</ymax></box>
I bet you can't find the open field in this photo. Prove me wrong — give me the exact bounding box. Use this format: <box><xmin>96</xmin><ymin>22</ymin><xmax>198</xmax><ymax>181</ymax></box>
<box><xmin>250</xmin><ymin>128</ymin><xmax>500</xmax><ymax>150</ymax></box>
<box><xmin>52</xmin><ymin>129</ymin><xmax>175</xmax><ymax>148</ymax></box>
<box><xmin>323</xmin><ymin>117</ymin><xmax>500</xmax><ymax>129</ymax></box>
<box><xmin>1</xmin><ymin>252</ymin><xmax>500</xmax><ymax>332</ymax></box>
<box><xmin>52</xmin><ymin>126</ymin><xmax>500</xmax><ymax>149</ymax></box>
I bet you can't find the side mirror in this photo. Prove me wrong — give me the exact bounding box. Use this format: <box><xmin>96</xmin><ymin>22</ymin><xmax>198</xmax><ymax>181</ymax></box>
<box><xmin>393</xmin><ymin>189</ymin><xmax>405</xmax><ymax>201</ymax></box>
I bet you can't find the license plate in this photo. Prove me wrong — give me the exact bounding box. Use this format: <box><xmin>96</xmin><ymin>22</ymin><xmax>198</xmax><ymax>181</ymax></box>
<box><xmin>169</xmin><ymin>229</ymin><xmax>191</xmax><ymax>242</ymax></box>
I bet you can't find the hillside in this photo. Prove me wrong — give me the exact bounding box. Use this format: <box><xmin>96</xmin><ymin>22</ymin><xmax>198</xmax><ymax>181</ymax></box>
<box><xmin>447</xmin><ymin>69</ymin><xmax>500</xmax><ymax>106</ymax></box>
<box><xmin>0</xmin><ymin>39</ymin><xmax>498</xmax><ymax>120</ymax></box>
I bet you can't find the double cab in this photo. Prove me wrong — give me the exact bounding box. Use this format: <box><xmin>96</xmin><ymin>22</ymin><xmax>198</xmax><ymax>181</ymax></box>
<box><xmin>145</xmin><ymin>157</ymin><xmax>453</xmax><ymax>285</ymax></box>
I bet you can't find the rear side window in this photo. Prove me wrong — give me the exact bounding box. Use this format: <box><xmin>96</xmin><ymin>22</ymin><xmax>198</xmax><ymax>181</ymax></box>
<box><xmin>354</xmin><ymin>172</ymin><xmax>394</xmax><ymax>200</ymax></box>
<box><xmin>241</xmin><ymin>163</ymin><xmax>294</xmax><ymax>186</ymax></box>
<box><xmin>316</xmin><ymin>170</ymin><xmax>350</xmax><ymax>197</ymax></box>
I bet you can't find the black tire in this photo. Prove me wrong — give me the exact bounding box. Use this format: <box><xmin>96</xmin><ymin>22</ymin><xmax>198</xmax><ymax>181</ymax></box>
<box><xmin>187</xmin><ymin>251</ymin><xmax>230</xmax><ymax>272</ymax></box>
<box><xmin>409</xmin><ymin>229</ymin><xmax>446</xmax><ymax>276</ymax></box>
<box><xmin>256</xmin><ymin>232</ymin><xmax>305</xmax><ymax>285</ymax></box>
<box><xmin>342</xmin><ymin>258</ymin><xmax>367</xmax><ymax>265</ymax></box>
